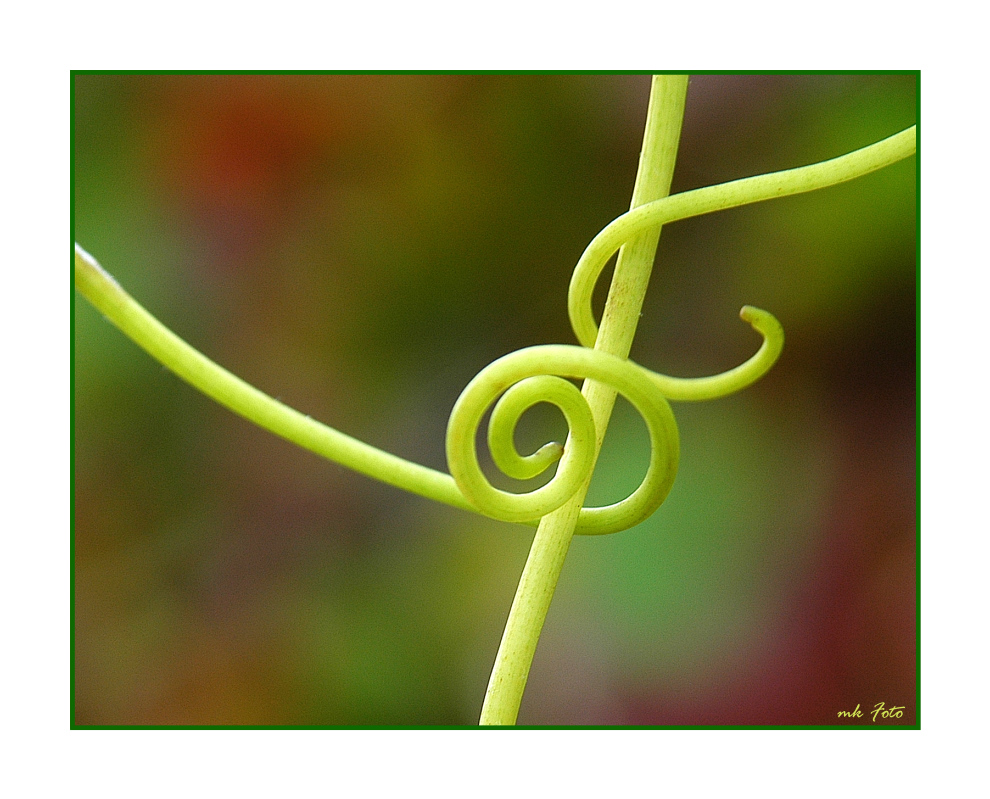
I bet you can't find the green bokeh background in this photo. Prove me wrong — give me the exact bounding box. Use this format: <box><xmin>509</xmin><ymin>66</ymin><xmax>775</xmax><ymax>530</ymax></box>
<box><xmin>73</xmin><ymin>74</ymin><xmax>917</xmax><ymax>726</ymax></box>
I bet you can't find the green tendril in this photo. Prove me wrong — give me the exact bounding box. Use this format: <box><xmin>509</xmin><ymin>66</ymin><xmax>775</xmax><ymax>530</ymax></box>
<box><xmin>74</xmin><ymin>244</ymin><xmax>474</xmax><ymax>516</ymax></box>
<box><xmin>569</xmin><ymin>125</ymin><xmax>916</xmax><ymax>351</ymax></box>
<box><xmin>74</xmin><ymin>123</ymin><xmax>914</xmax><ymax>539</ymax></box>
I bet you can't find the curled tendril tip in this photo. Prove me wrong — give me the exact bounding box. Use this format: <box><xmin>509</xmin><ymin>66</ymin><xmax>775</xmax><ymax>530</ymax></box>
<box><xmin>445</xmin><ymin>306</ymin><xmax>782</xmax><ymax>536</ymax></box>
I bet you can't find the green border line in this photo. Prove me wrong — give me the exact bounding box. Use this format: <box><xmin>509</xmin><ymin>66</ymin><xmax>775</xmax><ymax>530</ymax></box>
<box><xmin>915</xmin><ymin>70</ymin><xmax>921</xmax><ymax>730</ymax></box>
<box><xmin>70</xmin><ymin>70</ymin><xmax>76</xmax><ymax>730</ymax></box>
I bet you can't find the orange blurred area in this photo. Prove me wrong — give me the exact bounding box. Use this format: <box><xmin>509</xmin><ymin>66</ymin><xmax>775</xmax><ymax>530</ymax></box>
<box><xmin>73</xmin><ymin>74</ymin><xmax>916</xmax><ymax>726</ymax></box>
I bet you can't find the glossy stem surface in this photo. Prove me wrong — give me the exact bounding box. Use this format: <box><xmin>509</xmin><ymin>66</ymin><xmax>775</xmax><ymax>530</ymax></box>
<box><xmin>477</xmin><ymin>75</ymin><xmax>690</xmax><ymax>726</ymax></box>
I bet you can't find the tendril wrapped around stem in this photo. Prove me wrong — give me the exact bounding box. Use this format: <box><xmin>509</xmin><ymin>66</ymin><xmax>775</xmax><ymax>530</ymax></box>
<box><xmin>74</xmin><ymin>124</ymin><xmax>913</xmax><ymax>540</ymax></box>
<box><xmin>444</xmin><ymin>307</ymin><xmax>782</xmax><ymax>535</ymax></box>
<box><xmin>74</xmin><ymin>242</ymin><xmax>780</xmax><ymax>538</ymax></box>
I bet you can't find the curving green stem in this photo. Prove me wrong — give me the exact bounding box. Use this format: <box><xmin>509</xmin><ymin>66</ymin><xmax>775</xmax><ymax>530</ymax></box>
<box><xmin>75</xmin><ymin>248</ymin><xmax>779</xmax><ymax>537</ymax></box>
<box><xmin>76</xmin><ymin>241</ymin><xmax>766</xmax><ymax>536</ymax></box>
<box><xmin>75</xmin><ymin>243</ymin><xmax>476</xmax><ymax>516</ymax></box>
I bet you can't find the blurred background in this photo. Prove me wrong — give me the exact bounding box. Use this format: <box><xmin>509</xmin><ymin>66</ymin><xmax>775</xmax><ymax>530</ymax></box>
<box><xmin>73</xmin><ymin>74</ymin><xmax>917</xmax><ymax>726</ymax></box>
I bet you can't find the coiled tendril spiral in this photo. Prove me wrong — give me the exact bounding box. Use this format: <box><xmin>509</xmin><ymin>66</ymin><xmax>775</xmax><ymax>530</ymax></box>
<box><xmin>74</xmin><ymin>244</ymin><xmax>782</xmax><ymax>539</ymax></box>
<box><xmin>445</xmin><ymin>209</ymin><xmax>784</xmax><ymax>536</ymax></box>
<box><xmin>445</xmin><ymin>313</ymin><xmax>782</xmax><ymax>537</ymax></box>
<box><xmin>443</xmin><ymin>124</ymin><xmax>922</xmax><ymax>536</ymax></box>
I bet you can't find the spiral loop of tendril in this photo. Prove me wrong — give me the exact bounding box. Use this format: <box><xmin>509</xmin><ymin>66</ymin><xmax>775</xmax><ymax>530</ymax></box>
<box><xmin>446</xmin><ymin>345</ymin><xmax>682</xmax><ymax>535</ymax></box>
<box><xmin>444</xmin><ymin>306</ymin><xmax>783</xmax><ymax>536</ymax></box>
<box><xmin>443</xmin><ymin>183</ymin><xmax>786</xmax><ymax>535</ymax></box>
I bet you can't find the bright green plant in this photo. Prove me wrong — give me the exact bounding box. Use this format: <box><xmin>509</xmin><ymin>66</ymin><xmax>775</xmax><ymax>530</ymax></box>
<box><xmin>74</xmin><ymin>74</ymin><xmax>916</xmax><ymax>726</ymax></box>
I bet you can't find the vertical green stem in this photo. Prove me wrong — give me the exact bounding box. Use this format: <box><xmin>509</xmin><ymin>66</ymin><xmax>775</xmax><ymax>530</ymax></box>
<box><xmin>478</xmin><ymin>75</ymin><xmax>689</xmax><ymax>725</ymax></box>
